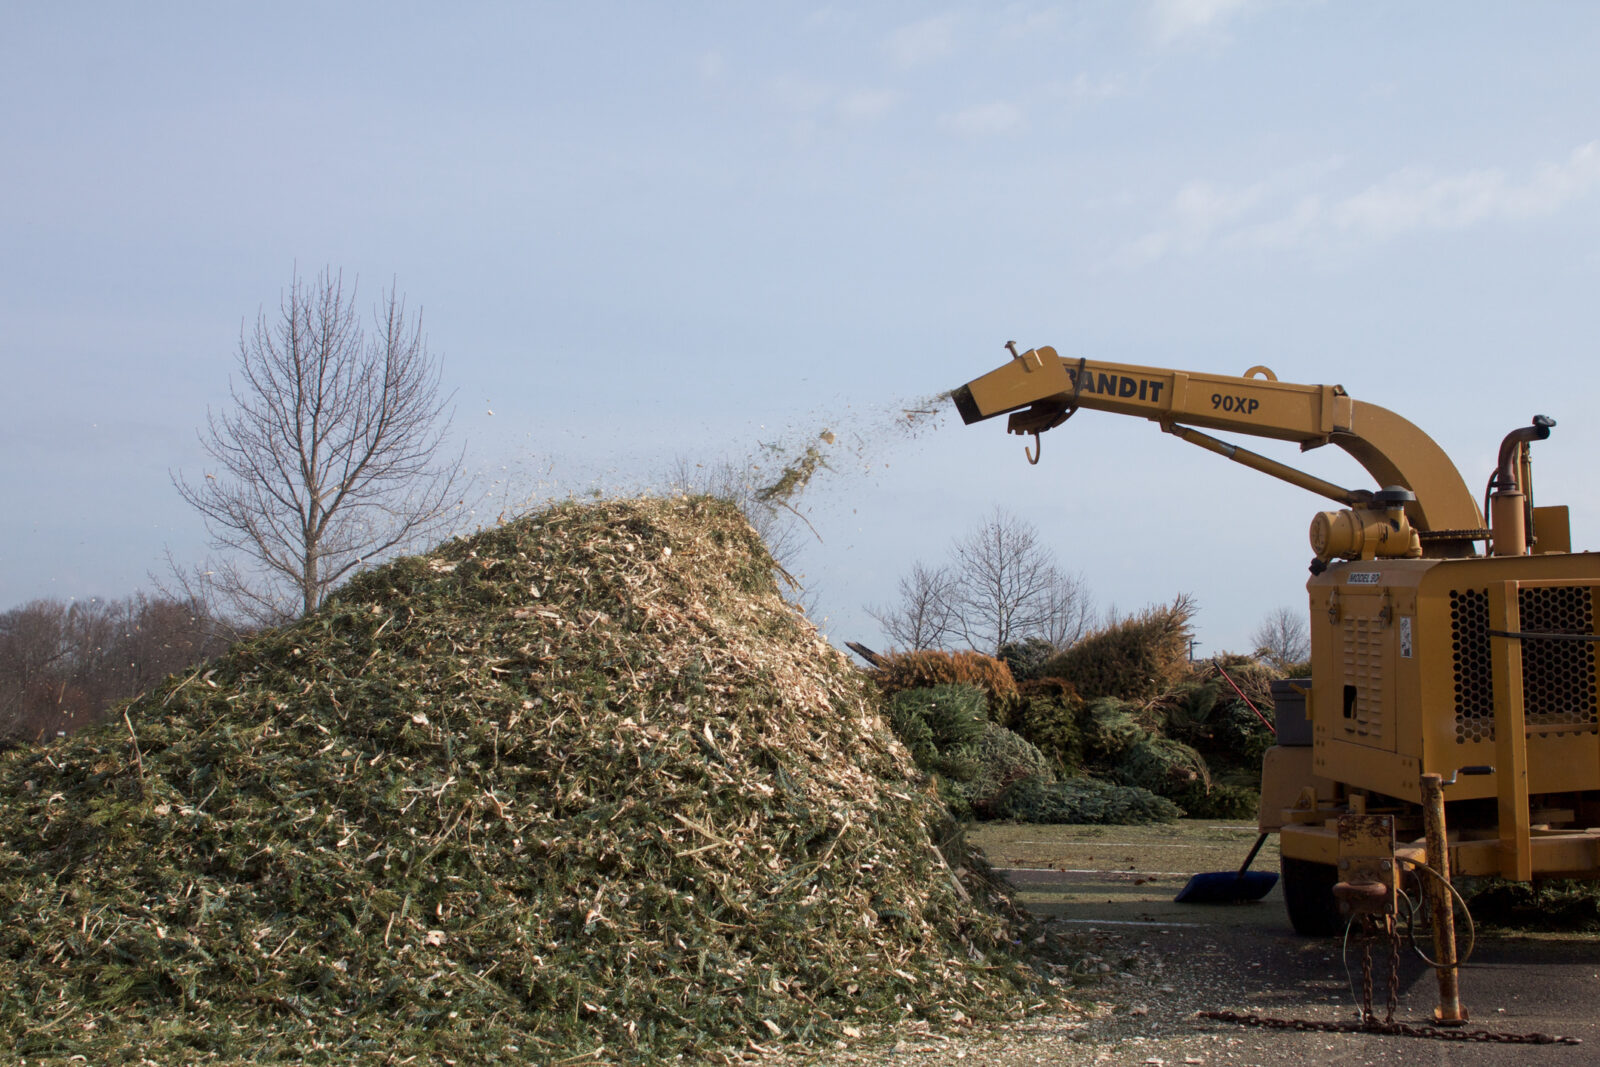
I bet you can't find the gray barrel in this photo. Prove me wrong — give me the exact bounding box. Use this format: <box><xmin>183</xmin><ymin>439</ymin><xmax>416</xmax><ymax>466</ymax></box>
<box><xmin>1270</xmin><ymin>678</ymin><xmax>1313</xmax><ymax>747</ymax></box>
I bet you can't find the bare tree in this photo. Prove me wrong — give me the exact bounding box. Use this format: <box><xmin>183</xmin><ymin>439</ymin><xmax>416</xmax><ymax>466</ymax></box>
<box><xmin>868</xmin><ymin>509</ymin><xmax>1094</xmax><ymax>656</ymax></box>
<box><xmin>1037</xmin><ymin>569</ymin><xmax>1096</xmax><ymax>648</ymax></box>
<box><xmin>1</xmin><ymin>593</ymin><xmax>231</xmax><ymax>744</ymax></box>
<box><xmin>868</xmin><ymin>560</ymin><xmax>957</xmax><ymax>650</ymax></box>
<box><xmin>947</xmin><ymin>509</ymin><xmax>1083</xmax><ymax>654</ymax></box>
<box><xmin>0</xmin><ymin>600</ymin><xmax>72</xmax><ymax>730</ymax></box>
<box><xmin>1252</xmin><ymin>606</ymin><xmax>1310</xmax><ymax>670</ymax></box>
<box><xmin>176</xmin><ymin>269</ymin><xmax>469</xmax><ymax>623</ymax></box>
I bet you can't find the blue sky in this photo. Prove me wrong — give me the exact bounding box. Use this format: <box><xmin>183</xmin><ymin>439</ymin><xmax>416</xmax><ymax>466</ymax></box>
<box><xmin>4</xmin><ymin>2</ymin><xmax>1598</xmax><ymax>656</ymax></box>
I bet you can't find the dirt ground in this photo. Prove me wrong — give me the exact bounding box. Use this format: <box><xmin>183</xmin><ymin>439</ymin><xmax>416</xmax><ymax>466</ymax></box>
<box><xmin>792</xmin><ymin>821</ymin><xmax>1598</xmax><ymax>1066</ymax></box>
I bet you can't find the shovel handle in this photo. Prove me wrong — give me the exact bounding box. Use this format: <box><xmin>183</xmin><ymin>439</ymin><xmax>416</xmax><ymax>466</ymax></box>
<box><xmin>1237</xmin><ymin>832</ymin><xmax>1270</xmax><ymax>878</ymax></box>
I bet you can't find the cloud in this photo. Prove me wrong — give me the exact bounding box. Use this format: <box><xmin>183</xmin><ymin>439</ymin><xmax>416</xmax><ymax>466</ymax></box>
<box><xmin>837</xmin><ymin>90</ymin><xmax>897</xmax><ymax>123</ymax></box>
<box><xmin>766</xmin><ymin>76</ymin><xmax>897</xmax><ymax>127</ymax></box>
<box><xmin>887</xmin><ymin>13</ymin><xmax>959</xmax><ymax>69</ymax></box>
<box><xmin>1173</xmin><ymin>179</ymin><xmax>1265</xmax><ymax>233</ymax></box>
<box><xmin>1115</xmin><ymin>179</ymin><xmax>1265</xmax><ymax>267</ymax></box>
<box><xmin>697</xmin><ymin>51</ymin><xmax>725</xmax><ymax>83</ymax></box>
<box><xmin>1114</xmin><ymin>143</ymin><xmax>1600</xmax><ymax>266</ymax></box>
<box><xmin>1149</xmin><ymin>0</ymin><xmax>1260</xmax><ymax>44</ymax></box>
<box><xmin>804</xmin><ymin>7</ymin><xmax>858</xmax><ymax>32</ymax></box>
<box><xmin>998</xmin><ymin>7</ymin><xmax>1063</xmax><ymax>41</ymax></box>
<box><xmin>1060</xmin><ymin>71</ymin><xmax>1123</xmax><ymax>104</ymax></box>
<box><xmin>768</xmin><ymin>74</ymin><xmax>834</xmax><ymax>116</ymax></box>
<box><xmin>1332</xmin><ymin>143</ymin><xmax>1600</xmax><ymax>240</ymax></box>
<box><xmin>940</xmin><ymin>101</ymin><xmax>1026</xmax><ymax>137</ymax></box>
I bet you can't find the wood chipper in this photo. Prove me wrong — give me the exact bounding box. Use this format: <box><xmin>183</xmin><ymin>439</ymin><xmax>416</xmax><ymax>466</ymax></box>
<box><xmin>953</xmin><ymin>343</ymin><xmax>1600</xmax><ymax>1021</ymax></box>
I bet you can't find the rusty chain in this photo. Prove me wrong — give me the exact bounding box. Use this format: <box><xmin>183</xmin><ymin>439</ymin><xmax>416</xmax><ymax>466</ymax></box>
<box><xmin>1353</xmin><ymin>914</ymin><xmax>1395</xmax><ymax>1026</ymax></box>
<box><xmin>1359</xmin><ymin>931</ymin><xmax>1377</xmax><ymax>1022</ymax></box>
<box><xmin>1201</xmin><ymin>914</ymin><xmax>1581</xmax><ymax>1046</ymax></box>
<box><xmin>1198</xmin><ymin>1010</ymin><xmax>1582</xmax><ymax>1045</ymax></box>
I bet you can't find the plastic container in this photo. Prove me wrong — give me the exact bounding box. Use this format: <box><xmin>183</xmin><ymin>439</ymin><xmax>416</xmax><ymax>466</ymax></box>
<box><xmin>1270</xmin><ymin>678</ymin><xmax>1313</xmax><ymax>747</ymax></box>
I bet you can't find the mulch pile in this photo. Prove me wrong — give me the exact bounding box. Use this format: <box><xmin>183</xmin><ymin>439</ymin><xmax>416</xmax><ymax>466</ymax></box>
<box><xmin>0</xmin><ymin>497</ymin><xmax>1060</xmax><ymax>1064</ymax></box>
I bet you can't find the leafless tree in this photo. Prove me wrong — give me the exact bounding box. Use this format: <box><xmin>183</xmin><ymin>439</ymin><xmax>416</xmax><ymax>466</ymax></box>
<box><xmin>0</xmin><ymin>593</ymin><xmax>231</xmax><ymax>744</ymax></box>
<box><xmin>0</xmin><ymin>600</ymin><xmax>72</xmax><ymax>729</ymax></box>
<box><xmin>1037</xmin><ymin>569</ymin><xmax>1097</xmax><ymax>648</ymax></box>
<box><xmin>947</xmin><ymin>509</ymin><xmax>1091</xmax><ymax>654</ymax></box>
<box><xmin>869</xmin><ymin>509</ymin><xmax>1094</xmax><ymax>656</ymax></box>
<box><xmin>868</xmin><ymin>560</ymin><xmax>958</xmax><ymax>650</ymax></box>
<box><xmin>175</xmin><ymin>269</ymin><xmax>469</xmax><ymax>623</ymax></box>
<box><xmin>1252</xmin><ymin>606</ymin><xmax>1310</xmax><ymax>669</ymax></box>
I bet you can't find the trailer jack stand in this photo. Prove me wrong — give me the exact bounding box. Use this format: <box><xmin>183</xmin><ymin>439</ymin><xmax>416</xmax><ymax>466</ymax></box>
<box><xmin>1420</xmin><ymin>772</ymin><xmax>1468</xmax><ymax>1025</ymax></box>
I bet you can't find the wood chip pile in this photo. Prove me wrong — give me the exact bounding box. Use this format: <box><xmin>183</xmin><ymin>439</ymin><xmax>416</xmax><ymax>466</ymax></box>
<box><xmin>0</xmin><ymin>497</ymin><xmax>1052</xmax><ymax>1064</ymax></box>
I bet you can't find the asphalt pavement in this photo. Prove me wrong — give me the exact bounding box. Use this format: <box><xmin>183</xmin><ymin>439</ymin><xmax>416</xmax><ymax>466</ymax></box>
<box><xmin>979</xmin><ymin>824</ymin><xmax>1598</xmax><ymax>1066</ymax></box>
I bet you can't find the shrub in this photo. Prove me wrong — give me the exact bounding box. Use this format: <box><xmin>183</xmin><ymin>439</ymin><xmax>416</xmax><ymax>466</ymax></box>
<box><xmin>1154</xmin><ymin>663</ymin><xmax>1276</xmax><ymax>788</ymax></box>
<box><xmin>872</xmin><ymin>650</ymin><xmax>1018</xmax><ymax>720</ymax></box>
<box><xmin>1170</xmin><ymin>782</ymin><xmax>1258</xmax><ymax>820</ymax></box>
<box><xmin>989</xmin><ymin>775</ymin><xmax>1181</xmax><ymax>825</ymax></box>
<box><xmin>1010</xmin><ymin>678</ymin><xmax>1085</xmax><ymax>771</ymax></box>
<box><xmin>1113</xmin><ymin>736</ymin><xmax>1210</xmax><ymax>796</ymax></box>
<box><xmin>1155</xmin><ymin>680</ymin><xmax>1218</xmax><ymax>746</ymax></box>
<box><xmin>1080</xmin><ymin>697</ymin><xmax>1155</xmax><ymax>764</ymax></box>
<box><xmin>888</xmin><ymin>684</ymin><xmax>987</xmax><ymax>749</ymax></box>
<box><xmin>1040</xmin><ymin>595</ymin><xmax>1196</xmax><ymax>702</ymax></box>
<box><xmin>997</xmin><ymin>637</ymin><xmax>1059</xmax><ymax>683</ymax></box>
<box><xmin>952</xmin><ymin>722</ymin><xmax>1057</xmax><ymax>816</ymax></box>
<box><xmin>884</xmin><ymin>685</ymin><xmax>989</xmax><ymax>805</ymax></box>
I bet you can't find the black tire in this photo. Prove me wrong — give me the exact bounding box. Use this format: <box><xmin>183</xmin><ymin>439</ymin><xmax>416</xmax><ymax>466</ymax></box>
<box><xmin>1281</xmin><ymin>856</ymin><xmax>1342</xmax><ymax>936</ymax></box>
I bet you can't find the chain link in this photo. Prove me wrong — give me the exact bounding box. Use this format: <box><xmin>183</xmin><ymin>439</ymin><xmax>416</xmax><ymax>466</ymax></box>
<box><xmin>1359</xmin><ymin>930</ymin><xmax>1375</xmax><ymax>1022</ymax></box>
<box><xmin>1354</xmin><ymin>914</ymin><xmax>1395</xmax><ymax>1026</ymax></box>
<box><xmin>1199</xmin><ymin>1010</ymin><xmax>1582</xmax><ymax>1044</ymax></box>
<box><xmin>1202</xmin><ymin>914</ymin><xmax>1581</xmax><ymax>1046</ymax></box>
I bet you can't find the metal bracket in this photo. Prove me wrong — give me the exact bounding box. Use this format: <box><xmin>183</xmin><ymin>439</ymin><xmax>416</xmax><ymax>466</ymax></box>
<box><xmin>1334</xmin><ymin>814</ymin><xmax>1398</xmax><ymax>918</ymax></box>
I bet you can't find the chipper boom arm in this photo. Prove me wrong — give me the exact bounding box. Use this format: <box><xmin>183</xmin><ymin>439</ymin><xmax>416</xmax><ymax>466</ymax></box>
<box><xmin>951</xmin><ymin>346</ymin><xmax>1485</xmax><ymax>553</ymax></box>
<box><xmin>953</xmin><ymin>341</ymin><xmax>1600</xmax><ymax>1023</ymax></box>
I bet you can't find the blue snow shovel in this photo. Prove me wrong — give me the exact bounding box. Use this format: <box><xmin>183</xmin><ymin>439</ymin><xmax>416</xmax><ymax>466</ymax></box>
<box><xmin>1173</xmin><ymin>832</ymin><xmax>1278</xmax><ymax>904</ymax></box>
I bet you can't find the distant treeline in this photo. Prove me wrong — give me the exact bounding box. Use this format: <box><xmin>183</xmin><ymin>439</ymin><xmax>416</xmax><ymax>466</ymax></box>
<box><xmin>0</xmin><ymin>595</ymin><xmax>235</xmax><ymax>747</ymax></box>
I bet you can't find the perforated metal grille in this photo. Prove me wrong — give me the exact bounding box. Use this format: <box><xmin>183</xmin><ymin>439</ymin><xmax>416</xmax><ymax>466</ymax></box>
<box><xmin>1451</xmin><ymin>589</ymin><xmax>1492</xmax><ymax>742</ymax></box>
<box><xmin>1520</xmin><ymin>585</ymin><xmax>1597</xmax><ymax>734</ymax></box>
<box><xmin>1451</xmin><ymin>584</ymin><xmax>1599</xmax><ymax>743</ymax></box>
<box><xmin>1341</xmin><ymin>618</ymin><xmax>1385</xmax><ymax>743</ymax></box>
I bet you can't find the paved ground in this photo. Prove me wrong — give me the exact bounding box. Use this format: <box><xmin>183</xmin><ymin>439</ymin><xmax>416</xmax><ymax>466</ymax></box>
<box><xmin>804</xmin><ymin>823</ymin><xmax>1598</xmax><ymax>1066</ymax></box>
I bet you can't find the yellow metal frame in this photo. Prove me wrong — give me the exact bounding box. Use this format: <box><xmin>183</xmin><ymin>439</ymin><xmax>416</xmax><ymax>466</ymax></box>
<box><xmin>953</xmin><ymin>346</ymin><xmax>1484</xmax><ymax>538</ymax></box>
<box><xmin>955</xmin><ymin>346</ymin><xmax>1600</xmax><ymax>891</ymax></box>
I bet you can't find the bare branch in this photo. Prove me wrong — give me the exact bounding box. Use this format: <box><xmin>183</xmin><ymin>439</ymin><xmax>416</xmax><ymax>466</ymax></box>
<box><xmin>174</xmin><ymin>268</ymin><xmax>472</xmax><ymax>622</ymax></box>
<box><xmin>868</xmin><ymin>509</ymin><xmax>1094</xmax><ymax>657</ymax></box>
<box><xmin>1251</xmin><ymin>606</ymin><xmax>1310</xmax><ymax>670</ymax></box>
<box><xmin>867</xmin><ymin>561</ymin><xmax>957</xmax><ymax>650</ymax></box>
<box><xmin>1</xmin><ymin>592</ymin><xmax>233</xmax><ymax>744</ymax></box>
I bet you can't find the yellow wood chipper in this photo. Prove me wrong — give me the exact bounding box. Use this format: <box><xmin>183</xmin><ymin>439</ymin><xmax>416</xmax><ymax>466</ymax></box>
<box><xmin>953</xmin><ymin>345</ymin><xmax>1600</xmax><ymax>965</ymax></box>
